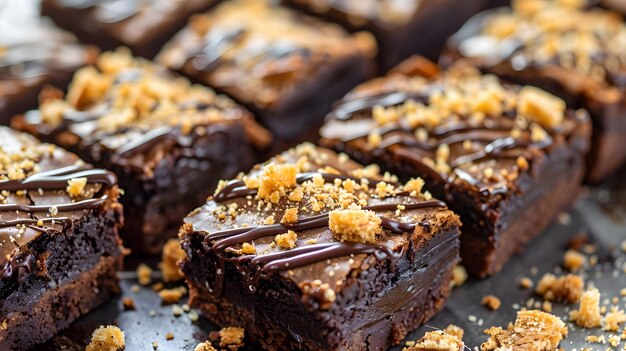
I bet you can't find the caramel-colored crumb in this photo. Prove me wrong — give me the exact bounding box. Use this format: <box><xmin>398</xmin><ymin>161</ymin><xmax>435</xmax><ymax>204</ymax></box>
<box><xmin>482</xmin><ymin>295</ymin><xmax>502</xmax><ymax>311</ymax></box>
<box><xmin>602</xmin><ymin>308</ymin><xmax>626</xmax><ymax>331</ymax></box>
<box><xmin>535</xmin><ymin>273</ymin><xmax>584</xmax><ymax>303</ymax></box>
<box><xmin>194</xmin><ymin>342</ymin><xmax>217</xmax><ymax>351</ymax></box>
<box><xmin>570</xmin><ymin>288</ymin><xmax>602</xmax><ymax>328</ymax></box>
<box><xmin>256</xmin><ymin>163</ymin><xmax>298</xmax><ymax>203</ymax></box>
<box><xmin>159</xmin><ymin>287</ymin><xmax>185</xmax><ymax>305</ymax></box>
<box><xmin>86</xmin><ymin>325</ymin><xmax>125</xmax><ymax>351</ymax></box>
<box><xmin>137</xmin><ymin>264</ymin><xmax>153</xmax><ymax>286</ymax></box>
<box><xmin>122</xmin><ymin>297</ymin><xmax>135</xmax><ymax>310</ymax></box>
<box><xmin>481</xmin><ymin>310</ymin><xmax>567</xmax><ymax>350</ymax></box>
<box><xmin>281</xmin><ymin>207</ymin><xmax>299</xmax><ymax>224</ymax></box>
<box><xmin>517</xmin><ymin>86</ymin><xmax>565</xmax><ymax>129</ymax></box>
<box><xmin>519</xmin><ymin>276</ymin><xmax>534</xmax><ymax>289</ymax></box>
<box><xmin>451</xmin><ymin>265</ymin><xmax>468</xmax><ymax>288</ymax></box>
<box><xmin>219</xmin><ymin>326</ymin><xmax>245</xmax><ymax>350</ymax></box>
<box><xmin>404</xmin><ymin>330</ymin><xmax>464</xmax><ymax>351</ymax></box>
<box><xmin>165</xmin><ymin>333</ymin><xmax>174</xmax><ymax>341</ymax></box>
<box><xmin>161</xmin><ymin>239</ymin><xmax>185</xmax><ymax>283</ymax></box>
<box><xmin>563</xmin><ymin>249</ymin><xmax>586</xmax><ymax>272</ymax></box>
<box><xmin>275</xmin><ymin>230</ymin><xmax>298</xmax><ymax>249</ymax></box>
<box><xmin>66</xmin><ymin>177</ymin><xmax>87</xmax><ymax>197</ymax></box>
<box><xmin>241</xmin><ymin>242</ymin><xmax>256</xmax><ymax>255</ymax></box>
<box><xmin>328</xmin><ymin>207</ymin><xmax>382</xmax><ymax>244</ymax></box>
<box><xmin>443</xmin><ymin>325</ymin><xmax>464</xmax><ymax>340</ymax></box>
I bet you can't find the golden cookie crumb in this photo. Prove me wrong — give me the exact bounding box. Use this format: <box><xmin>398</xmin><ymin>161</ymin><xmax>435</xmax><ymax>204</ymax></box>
<box><xmin>159</xmin><ymin>287</ymin><xmax>186</xmax><ymax>305</ymax></box>
<box><xmin>275</xmin><ymin>230</ymin><xmax>298</xmax><ymax>249</ymax></box>
<box><xmin>241</xmin><ymin>242</ymin><xmax>256</xmax><ymax>255</ymax></box>
<box><xmin>219</xmin><ymin>326</ymin><xmax>245</xmax><ymax>350</ymax></box>
<box><xmin>535</xmin><ymin>273</ymin><xmax>584</xmax><ymax>303</ymax></box>
<box><xmin>443</xmin><ymin>324</ymin><xmax>464</xmax><ymax>340</ymax></box>
<box><xmin>66</xmin><ymin>177</ymin><xmax>88</xmax><ymax>197</ymax></box>
<box><xmin>404</xmin><ymin>329</ymin><xmax>464</xmax><ymax>351</ymax></box>
<box><xmin>194</xmin><ymin>342</ymin><xmax>217</xmax><ymax>351</ymax></box>
<box><xmin>482</xmin><ymin>295</ymin><xmax>502</xmax><ymax>311</ymax></box>
<box><xmin>563</xmin><ymin>249</ymin><xmax>586</xmax><ymax>272</ymax></box>
<box><xmin>86</xmin><ymin>325</ymin><xmax>125</xmax><ymax>351</ymax></box>
<box><xmin>122</xmin><ymin>297</ymin><xmax>135</xmax><ymax>311</ymax></box>
<box><xmin>404</xmin><ymin>178</ymin><xmax>425</xmax><ymax>194</ymax></box>
<box><xmin>602</xmin><ymin>308</ymin><xmax>626</xmax><ymax>331</ymax></box>
<box><xmin>451</xmin><ymin>265</ymin><xmax>468</xmax><ymax>288</ymax></box>
<box><xmin>161</xmin><ymin>239</ymin><xmax>185</xmax><ymax>283</ymax></box>
<box><xmin>328</xmin><ymin>208</ymin><xmax>382</xmax><ymax>244</ymax></box>
<box><xmin>519</xmin><ymin>276</ymin><xmax>534</xmax><ymax>289</ymax></box>
<box><xmin>281</xmin><ymin>207</ymin><xmax>299</xmax><ymax>224</ymax></box>
<box><xmin>257</xmin><ymin>163</ymin><xmax>298</xmax><ymax>203</ymax></box>
<box><xmin>570</xmin><ymin>288</ymin><xmax>602</xmax><ymax>328</ymax></box>
<box><xmin>518</xmin><ymin>86</ymin><xmax>565</xmax><ymax>129</ymax></box>
<box><xmin>137</xmin><ymin>264</ymin><xmax>153</xmax><ymax>286</ymax></box>
<box><xmin>481</xmin><ymin>310</ymin><xmax>567</xmax><ymax>351</ymax></box>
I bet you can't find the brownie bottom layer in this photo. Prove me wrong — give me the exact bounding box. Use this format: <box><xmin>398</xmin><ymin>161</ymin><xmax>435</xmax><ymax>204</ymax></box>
<box><xmin>461</xmin><ymin>158</ymin><xmax>584</xmax><ymax>277</ymax></box>
<box><xmin>187</xmin><ymin>234</ymin><xmax>457</xmax><ymax>351</ymax></box>
<box><xmin>0</xmin><ymin>256</ymin><xmax>120</xmax><ymax>350</ymax></box>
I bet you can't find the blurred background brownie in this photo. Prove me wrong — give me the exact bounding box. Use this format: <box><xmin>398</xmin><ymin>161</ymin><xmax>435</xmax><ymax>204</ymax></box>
<box><xmin>180</xmin><ymin>143</ymin><xmax>461</xmax><ymax>350</ymax></box>
<box><xmin>157</xmin><ymin>0</ymin><xmax>376</xmax><ymax>146</ymax></box>
<box><xmin>0</xmin><ymin>1</ymin><xmax>97</xmax><ymax>125</ymax></box>
<box><xmin>12</xmin><ymin>49</ymin><xmax>271</xmax><ymax>255</ymax></box>
<box><xmin>320</xmin><ymin>57</ymin><xmax>591</xmax><ymax>277</ymax></box>
<box><xmin>40</xmin><ymin>0</ymin><xmax>217</xmax><ymax>58</ymax></box>
<box><xmin>442</xmin><ymin>0</ymin><xmax>626</xmax><ymax>182</ymax></box>
<box><xmin>0</xmin><ymin>127</ymin><xmax>124</xmax><ymax>350</ymax></box>
<box><xmin>283</xmin><ymin>0</ymin><xmax>488</xmax><ymax>71</ymax></box>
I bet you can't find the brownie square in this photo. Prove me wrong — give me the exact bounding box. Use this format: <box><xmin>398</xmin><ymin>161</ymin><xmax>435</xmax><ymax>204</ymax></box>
<box><xmin>283</xmin><ymin>0</ymin><xmax>488</xmax><ymax>71</ymax></box>
<box><xmin>180</xmin><ymin>143</ymin><xmax>461</xmax><ymax>350</ymax></box>
<box><xmin>320</xmin><ymin>57</ymin><xmax>591</xmax><ymax>277</ymax></box>
<box><xmin>0</xmin><ymin>3</ymin><xmax>96</xmax><ymax>125</ymax></box>
<box><xmin>156</xmin><ymin>0</ymin><xmax>376</xmax><ymax>144</ymax></box>
<box><xmin>41</xmin><ymin>0</ymin><xmax>217</xmax><ymax>58</ymax></box>
<box><xmin>0</xmin><ymin>127</ymin><xmax>124</xmax><ymax>350</ymax></box>
<box><xmin>442</xmin><ymin>0</ymin><xmax>626</xmax><ymax>182</ymax></box>
<box><xmin>12</xmin><ymin>49</ymin><xmax>271</xmax><ymax>255</ymax></box>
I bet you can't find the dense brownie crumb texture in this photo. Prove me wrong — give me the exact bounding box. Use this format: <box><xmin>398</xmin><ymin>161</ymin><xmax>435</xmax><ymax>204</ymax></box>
<box><xmin>0</xmin><ymin>127</ymin><xmax>124</xmax><ymax>349</ymax></box>
<box><xmin>0</xmin><ymin>1</ymin><xmax>96</xmax><ymax>125</ymax></box>
<box><xmin>320</xmin><ymin>57</ymin><xmax>590</xmax><ymax>276</ymax></box>
<box><xmin>444</xmin><ymin>0</ymin><xmax>626</xmax><ymax>182</ymax></box>
<box><xmin>180</xmin><ymin>143</ymin><xmax>461</xmax><ymax>350</ymax></box>
<box><xmin>12</xmin><ymin>48</ymin><xmax>271</xmax><ymax>254</ymax></box>
<box><xmin>157</xmin><ymin>0</ymin><xmax>376</xmax><ymax>142</ymax></box>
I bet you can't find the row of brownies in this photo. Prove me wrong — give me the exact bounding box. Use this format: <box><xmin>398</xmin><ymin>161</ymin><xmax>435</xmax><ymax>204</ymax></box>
<box><xmin>1</xmin><ymin>0</ymin><xmax>625</xmax><ymax>349</ymax></box>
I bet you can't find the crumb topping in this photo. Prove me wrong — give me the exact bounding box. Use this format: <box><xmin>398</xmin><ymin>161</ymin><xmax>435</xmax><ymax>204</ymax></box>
<box><xmin>535</xmin><ymin>273</ymin><xmax>584</xmax><ymax>303</ymax></box>
<box><xmin>328</xmin><ymin>207</ymin><xmax>382</xmax><ymax>244</ymax></box>
<box><xmin>66</xmin><ymin>177</ymin><xmax>88</xmax><ymax>197</ymax></box>
<box><xmin>570</xmin><ymin>288</ymin><xmax>602</xmax><ymax>328</ymax></box>
<box><xmin>275</xmin><ymin>230</ymin><xmax>298</xmax><ymax>249</ymax></box>
<box><xmin>468</xmin><ymin>0</ymin><xmax>626</xmax><ymax>88</ymax></box>
<box><xmin>481</xmin><ymin>310</ymin><xmax>567</xmax><ymax>350</ymax></box>
<box><xmin>86</xmin><ymin>325</ymin><xmax>125</xmax><ymax>351</ymax></box>
<box><xmin>157</xmin><ymin>0</ymin><xmax>376</xmax><ymax>108</ymax></box>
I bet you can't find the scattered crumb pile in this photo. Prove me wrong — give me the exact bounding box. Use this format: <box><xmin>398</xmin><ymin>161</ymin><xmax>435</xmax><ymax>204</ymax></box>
<box><xmin>194</xmin><ymin>326</ymin><xmax>245</xmax><ymax>351</ymax></box>
<box><xmin>403</xmin><ymin>325</ymin><xmax>464</xmax><ymax>351</ymax></box>
<box><xmin>481</xmin><ymin>310</ymin><xmax>567</xmax><ymax>350</ymax></box>
<box><xmin>86</xmin><ymin>325</ymin><xmax>125</xmax><ymax>351</ymax></box>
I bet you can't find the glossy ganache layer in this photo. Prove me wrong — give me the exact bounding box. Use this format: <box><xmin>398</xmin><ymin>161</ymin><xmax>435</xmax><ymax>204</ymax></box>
<box><xmin>12</xmin><ymin>49</ymin><xmax>271</xmax><ymax>254</ymax></box>
<box><xmin>0</xmin><ymin>127</ymin><xmax>124</xmax><ymax>349</ymax></box>
<box><xmin>180</xmin><ymin>144</ymin><xmax>461</xmax><ymax>350</ymax></box>
<box><xmin>442</xmin><ymin>0</ymin><xmax>626</xmax><ymax>182</ymax></box>
<box><xmin>320</xmin><ymin>56</ymin><xmax>591</xmax><ymax>276</ymax></box>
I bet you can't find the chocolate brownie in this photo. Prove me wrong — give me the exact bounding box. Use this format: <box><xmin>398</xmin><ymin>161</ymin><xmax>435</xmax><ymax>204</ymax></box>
<box><xmin>320</xmin><ymin>57</ymin><xmax>591</xmax><ymax>277</ymax></box>
<box><xmin>41</xmin><ymin>0</ymin><xmax>217</xmax><ymax>58</ymax></box>
<box><xmin>0</xmin><ymin>2</ymin><xmax>96</xmax><ymax>125</ymax></box>
<box><xmin>180</xmin><ymin>143</ymin><xmax>461</xmax><ymax>350</ymax></box>
<box><xmin>0</xmin><ymin>127</ymin><xmax>124</xmax><ymax>350</ymax></box>
<box><xmin>12</xmin><ymin>49</ymin><xmax>271</xmax><ymax>255</ymax></box>
<box><xmin>442</xmin><ymin>0</ymin><xmax>626</xmax><ymax>182</ymax></box>
<box><xmin>283</xmin><ymin>0</ymin><xmax>487</xmax><ymax>71</ymax></box>
<box><xmin>156</xmin><ymin>0</ymin><xmax>376</xmax><ymax>144</ymax></box>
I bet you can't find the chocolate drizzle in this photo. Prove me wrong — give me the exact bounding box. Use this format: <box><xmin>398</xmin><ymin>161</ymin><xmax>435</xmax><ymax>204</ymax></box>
<box><xmin>201</xmin><ymin>198</ymin><xmax>445</xmax><ymax>295</ymax></box>
<box><xmin>322</xmin><ymin>89</ymin><xmax>555</xmax><ymax>194</ymax></box>
<box><xmin>0</xmin><ymin>164</ymin><xmax>116</xmax><ymax>193</ymax></box>
<box><xmin>214</xmin><ymin>172</ymin><xmax>384</xmax><ymax>203</ymax></box>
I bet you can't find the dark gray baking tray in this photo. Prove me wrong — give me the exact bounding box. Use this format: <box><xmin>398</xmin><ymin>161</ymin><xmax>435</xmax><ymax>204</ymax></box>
<box><xmin>42</xmin><ymin>172</ymin><xmax>626</xmax><ymax>350</ymax></box>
